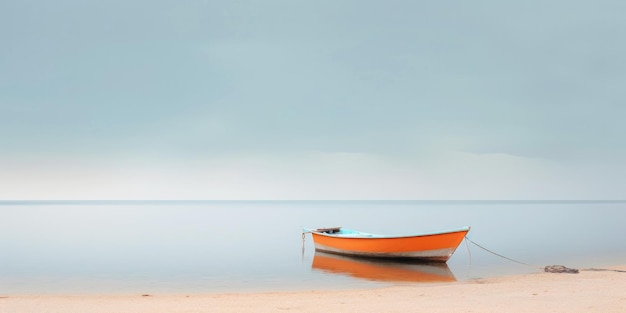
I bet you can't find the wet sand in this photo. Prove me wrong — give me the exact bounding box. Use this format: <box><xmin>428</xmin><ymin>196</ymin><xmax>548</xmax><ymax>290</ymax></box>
<box><xmin>1</xmin><ymin>266</ymin><xmax>625</xmax><ymax>313</ymax></box>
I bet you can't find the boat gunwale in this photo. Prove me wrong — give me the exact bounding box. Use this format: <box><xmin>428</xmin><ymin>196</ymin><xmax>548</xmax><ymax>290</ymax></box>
<box><xmin>304</xmin><ymin>226</ymin><xmax>471</xmax><ymax>239</ymax></box>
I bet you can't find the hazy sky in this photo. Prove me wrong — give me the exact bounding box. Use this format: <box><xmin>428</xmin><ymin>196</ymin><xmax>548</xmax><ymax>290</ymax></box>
<box><xmin>1</xmin><ymin>1</ymin><xmax>625</xmax><ymax>200</ymax></box>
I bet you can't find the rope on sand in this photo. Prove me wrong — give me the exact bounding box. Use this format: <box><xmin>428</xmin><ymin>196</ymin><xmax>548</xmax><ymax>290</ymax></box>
<box><xmin>580</xmin><ymin>268</ymin><xmax>626</xmax><ymax>273</ymax></box>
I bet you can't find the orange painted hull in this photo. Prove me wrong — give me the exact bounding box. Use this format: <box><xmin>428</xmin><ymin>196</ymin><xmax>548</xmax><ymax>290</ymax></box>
<box><xmin>308</xmin><ymin>227</ymin><xmax>470</xmax><ymax>262</ymax></box>
<box><xmin>312</xmin><ymin>252</ymin><xmax>456</xmax><ymax>283</ymax></box>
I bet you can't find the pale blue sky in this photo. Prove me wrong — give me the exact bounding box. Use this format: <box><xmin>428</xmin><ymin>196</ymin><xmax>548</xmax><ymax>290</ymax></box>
<box><xmin>1</xmin><ymin>1</ymin><xmax>625</xmax><ymax>199</ymax></box>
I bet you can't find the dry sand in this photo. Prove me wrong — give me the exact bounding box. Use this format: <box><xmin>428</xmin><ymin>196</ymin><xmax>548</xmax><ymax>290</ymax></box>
<box><xmin>1</xmin><ymin>266</ymin><xmax>625</xmax><ymax>313</ymax></box>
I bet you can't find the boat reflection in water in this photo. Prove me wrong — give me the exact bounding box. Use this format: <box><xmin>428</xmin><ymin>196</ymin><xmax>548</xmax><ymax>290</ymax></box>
<box><xmin>312</xmin><ymin>252</ymin><xmax>456</xmax><ymax>283</ymax></box>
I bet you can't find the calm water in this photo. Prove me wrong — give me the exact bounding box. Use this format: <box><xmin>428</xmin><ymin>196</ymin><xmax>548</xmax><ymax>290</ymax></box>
<box><xmin>1</xmin><ymin>200</ymin><xmax>625</xmax><ymax>294</ymax></box>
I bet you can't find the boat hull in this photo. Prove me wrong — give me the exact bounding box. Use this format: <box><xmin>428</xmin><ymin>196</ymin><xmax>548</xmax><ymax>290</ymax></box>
<box><xmin>309</xmin><ymin>227</ymin><xmax>470</xmax><ymax>262</ymax></box>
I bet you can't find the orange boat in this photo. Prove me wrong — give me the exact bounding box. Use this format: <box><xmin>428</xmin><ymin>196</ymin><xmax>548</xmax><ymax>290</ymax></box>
<box><xmin>312</xmin><ymin>252</ymin><xmax>456</xmax><ymax>283</ymax></box>
<box><xmin>304</xmin><ymin>226</ymin><xmax>470</xmax><ymax>262</ymax></box>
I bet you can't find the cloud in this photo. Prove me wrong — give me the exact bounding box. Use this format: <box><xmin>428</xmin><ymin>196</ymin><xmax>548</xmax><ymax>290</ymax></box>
<box><xmin>1</xmin><ymin>1</ymin><xmax>625</xmax><ymax>199</ymax></box>
<box><xmin>2</xmin><ymin>149</ymin><xmax>624</xmax><ymax>200</ymax></box>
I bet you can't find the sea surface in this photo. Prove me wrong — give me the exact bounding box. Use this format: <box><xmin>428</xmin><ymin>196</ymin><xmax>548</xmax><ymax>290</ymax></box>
<box><xmin>1</xmin><ymin>200</ymin><xmax>625</xmax><ymax>294</ymax></box>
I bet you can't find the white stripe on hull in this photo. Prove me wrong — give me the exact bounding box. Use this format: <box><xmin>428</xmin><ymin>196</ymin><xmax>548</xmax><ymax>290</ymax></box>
<box><xmin>314</xmin><ymin>244</ymin><xmax>455</xmax><ymax>261</ymax></box>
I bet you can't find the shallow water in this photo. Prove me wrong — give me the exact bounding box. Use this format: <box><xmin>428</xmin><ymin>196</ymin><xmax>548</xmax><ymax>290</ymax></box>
<box><xmin>1</xmin><ymin>200</ymin><xmax>625</xmax><ymax>294</ymax></box>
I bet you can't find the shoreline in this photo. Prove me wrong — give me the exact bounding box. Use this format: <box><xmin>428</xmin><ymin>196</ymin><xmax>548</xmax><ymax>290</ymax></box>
<box><xmin>2</xmin><ymin>265</ymin><xmax>625</xmax><ymax>313</ymax></box>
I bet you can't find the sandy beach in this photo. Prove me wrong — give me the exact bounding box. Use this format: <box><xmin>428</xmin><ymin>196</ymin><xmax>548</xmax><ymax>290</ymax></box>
<box><xmin>2</xmin><ymin>265</ymin><xmax>625</xmax><ymax>313</ymax></box>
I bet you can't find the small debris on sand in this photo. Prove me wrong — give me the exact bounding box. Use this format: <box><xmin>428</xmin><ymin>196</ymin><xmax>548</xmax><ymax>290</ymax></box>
<box><xmin>545</xmin><ymin>265</ymin><xmax>579</xmax><ymax>274</ymax></box>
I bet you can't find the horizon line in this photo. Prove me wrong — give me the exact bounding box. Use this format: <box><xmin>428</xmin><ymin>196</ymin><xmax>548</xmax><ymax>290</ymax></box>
<box><xmin>1</xmin><ymin>199</ymin><xmax>625</xmax><ymax>204</ymax></box>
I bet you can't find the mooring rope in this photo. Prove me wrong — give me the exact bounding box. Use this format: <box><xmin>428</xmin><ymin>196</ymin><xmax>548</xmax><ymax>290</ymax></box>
<box><xmin>465</xmin><ymin>236</ymin><xmax>542</xmax><ymax>270</ymax></box>
<box><xmin>301</xmin><ymin>232</ymin><xmax>306</xmax><ymax>261</ymax></box>
<box><xmin>464</xmin><ymin>236</ymin><xmax>472</xmax><ymax>267</ymax></box>
<box><xmin>580</xmin><ymin>268</ymin><xmax>626</xmax><ymax>273</ymax></box>
<box><xmin>465</xmin><ymin>237</ymin><xmax>626</xmax><ymax>274</ymax></box>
